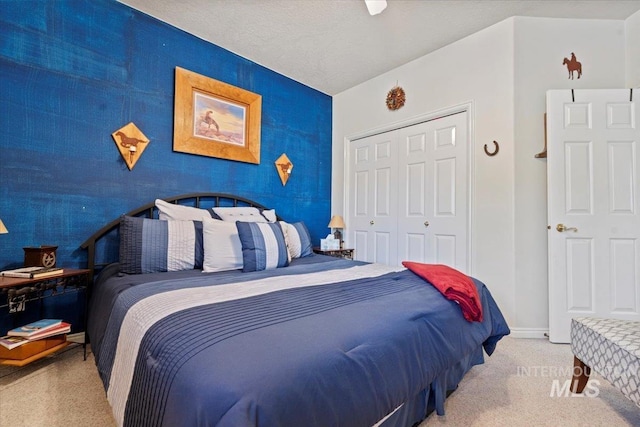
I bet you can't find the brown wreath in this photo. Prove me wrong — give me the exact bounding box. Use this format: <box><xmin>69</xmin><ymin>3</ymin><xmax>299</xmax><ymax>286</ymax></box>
<box><xmin>386</xmin><ymin>86</ymin><xmax>406</xmax><ymax>111</ymax></box>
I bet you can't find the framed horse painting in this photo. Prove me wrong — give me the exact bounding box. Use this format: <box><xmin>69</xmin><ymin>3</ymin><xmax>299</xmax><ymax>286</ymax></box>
<box><xmin>173</xmin><ymin>67</ymin><xmax>262</xmax><ymax>164</ymax></box>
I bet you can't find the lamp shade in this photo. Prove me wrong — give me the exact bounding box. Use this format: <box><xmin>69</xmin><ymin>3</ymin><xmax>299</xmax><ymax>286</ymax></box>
<box><xmin>0</xmin><ymin>219</ymin><xmax>7</xmax><ymax>234</ymax></box>
<box><xmin>365</xmin><ymin>0</ymin><xmax>387</xmax><ymax>15</ymax></box>
<box><xmin>328</xmin><ymin>215</ymin><xmax>345</xmax><ymax>229</ymax></box>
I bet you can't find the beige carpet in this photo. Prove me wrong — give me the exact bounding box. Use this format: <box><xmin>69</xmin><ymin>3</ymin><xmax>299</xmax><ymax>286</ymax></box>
<box><xmin>0</xmin><ymin>337</ymin><xmax>638</xmax><ymax>427</ymax></box>
<box><xmin>421</xmin><ymin>337</ymin><xmax>640</xmax><ymax>427</ymax></box>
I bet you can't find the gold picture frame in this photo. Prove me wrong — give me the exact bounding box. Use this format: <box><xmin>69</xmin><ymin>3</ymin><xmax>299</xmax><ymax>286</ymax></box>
<box><xmin>173</xmin><ymin>67</ymin><xmax>262</xmax><ymax>164</ymax></box>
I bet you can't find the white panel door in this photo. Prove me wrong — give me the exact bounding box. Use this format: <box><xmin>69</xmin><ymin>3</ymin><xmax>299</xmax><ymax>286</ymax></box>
<box><xmin>348</xmin><ymin>111</ymin><xmax>469</xmax><ymax>269</ymax></box>
<box><xmin>349</xmin><ymin>131</ymin><xmax>398</xmax><ymax>264</ymax></box>
<box><xmin>396</xmin><ymin>112</ymin><xmax>469</xmax><ymax>270</ymax></box>
<box><xmin>547</xmin><ymin>89</ymin><xmax>640</xmax><ymax>343</ymax></box>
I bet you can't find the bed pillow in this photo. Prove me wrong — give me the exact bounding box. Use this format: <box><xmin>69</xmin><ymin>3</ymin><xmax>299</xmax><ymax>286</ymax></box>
<box><xmin>119</xmin><ymin>215</ymin><xmax>204</xmax><ymax>274</ymax></box>
<box><xmin>212</xmin><ymin>207</ymin><xmax>268</xmax><ymax>223</ymax></box>
<box><xmin>236</xmin><ymin>221</ymin><xmax>289</xmax><ymax>272</ymax></box>
<box><xmin>156</xmin><ymin>199</ymin><xmax>213</xmax><ymax>221</ymax></box>
<box><xmin>261</xmin><ymin>209</ymin><xmax>277</xmax><ymax>223</ymax></box>
<box><xmin>202</xmin><ymin>219</ymin><xmax>243</xmax><ymax>272</ymax></box>
<box><xmin>280</xmin><ymin>221</ymin><xmax>313</xmax><ymax>259</ymax></box>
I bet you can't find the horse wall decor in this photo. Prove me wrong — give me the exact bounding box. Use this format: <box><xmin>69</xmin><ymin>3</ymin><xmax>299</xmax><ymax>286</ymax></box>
<box><xmin>563</xmin><ymin>52</ymin><xmax>582</xmax><ymax>80</ymax></box>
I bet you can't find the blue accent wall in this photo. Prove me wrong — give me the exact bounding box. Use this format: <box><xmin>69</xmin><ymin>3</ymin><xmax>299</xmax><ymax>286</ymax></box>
<box><xmin>0</xmin><ymin>1</ymin><xmax>331</xmax><ymax>330</ymax></box>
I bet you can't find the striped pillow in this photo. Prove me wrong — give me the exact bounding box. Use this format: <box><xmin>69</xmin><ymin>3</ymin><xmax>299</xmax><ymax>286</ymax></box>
<box><xmin>119</xmin><ymin>216</ymin><xmax>204</xmax><ymax>274</ymax></box>
<box><xmin>280</xmin><ymin>221</ymin><xmax>313</xmax><ymax>258</ymax></box>
<box><xmin>235</xmin><ymin>221</ymin><xmax>289</xmax><ymax>272</ymax></box>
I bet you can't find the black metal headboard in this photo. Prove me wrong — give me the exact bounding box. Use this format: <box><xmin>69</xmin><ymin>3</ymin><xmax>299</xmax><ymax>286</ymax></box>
<box><xmin>80</xmin><ymin>193</ymin><xmax>272</xmax><ymax>277</ymax></box>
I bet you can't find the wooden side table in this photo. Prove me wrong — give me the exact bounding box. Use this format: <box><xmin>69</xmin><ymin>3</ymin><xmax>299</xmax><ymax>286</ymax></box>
<box><xmin>313</xmin><ymin>247</ymin><xmax>354</xmax><ymax>260</ymax></box>
<box><xmin>0</xmin><ymin>268</ymin><xmax>90</xmax><ymax>366</ymax></box>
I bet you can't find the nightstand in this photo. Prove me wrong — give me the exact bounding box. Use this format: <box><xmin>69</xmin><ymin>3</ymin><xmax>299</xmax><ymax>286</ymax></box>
<box><xmin>313</xmin><ymin>247</ymin><xmax>354</xmax><ymax>260</ymax></box>
<box><xmin>0</xmin><ymin>268</ymin><xmax>90</xmax><ymax>366</ymax></box>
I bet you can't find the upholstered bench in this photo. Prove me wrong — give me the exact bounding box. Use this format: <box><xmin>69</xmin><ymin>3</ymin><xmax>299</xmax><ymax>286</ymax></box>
<box><xmin>570</xmin><ymin>317</ymin><xmax>640</xmax><ymax>407</ymax></box>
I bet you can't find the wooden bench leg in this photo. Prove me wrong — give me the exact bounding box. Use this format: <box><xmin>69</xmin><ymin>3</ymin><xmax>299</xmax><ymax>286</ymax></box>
<box><xmin>571</xmin><ymin>355</ymin><xmax>591</xmax><ymax>393</ymax></box>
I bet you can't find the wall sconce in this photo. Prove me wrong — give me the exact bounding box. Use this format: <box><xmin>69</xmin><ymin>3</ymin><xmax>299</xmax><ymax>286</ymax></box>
<box><xmin>275</xmin><ymin>153</ymin><xmax>293</xmax><ymax>186</ymax></box>
<box><xmin>111</xmin><ymin>122</ymin><xmax>150</xmax><ymax>170</ymax></box>
<box><xmin>328</xmin><ymin>215</ymin><xmax>346</xmax><ymax>248</ymax></box>
<box><xmin>129</xmin><ymin>145</ymin><xmax>137</xmax><ymax>164</ymax></box>
<box><xmin>0</xmin><ymin>219</ymin><xmax>8</xmax><ymax>234</ymax></box>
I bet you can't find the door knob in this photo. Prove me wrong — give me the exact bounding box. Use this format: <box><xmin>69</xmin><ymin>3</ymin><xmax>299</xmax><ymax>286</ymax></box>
<box><xmin>370</xmin><ymin>220</ymin><xmax>374</xmax><ymax>225</ymax></box>
<box><xmin>556</xmin><ymin>223</ymin><xmax>578</xmax><ymax>233</ymax></box>
<box><xmin>424</xmin><ymin>220</ymin><xmax>429</xmax><ymax>227</ymax></box>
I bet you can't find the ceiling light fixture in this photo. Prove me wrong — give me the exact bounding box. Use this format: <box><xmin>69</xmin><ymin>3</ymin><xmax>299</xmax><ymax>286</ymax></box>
<box><xmin>365</xmin><ymin>0</ymin><xmax>387</xmax><ymax>15</ymax></box>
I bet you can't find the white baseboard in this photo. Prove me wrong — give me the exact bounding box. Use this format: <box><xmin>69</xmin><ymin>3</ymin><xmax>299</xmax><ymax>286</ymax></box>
<box><xmin>509</xmin><ymin>327</ymin><xmax>549</xmax><ymax>339</ymax></box>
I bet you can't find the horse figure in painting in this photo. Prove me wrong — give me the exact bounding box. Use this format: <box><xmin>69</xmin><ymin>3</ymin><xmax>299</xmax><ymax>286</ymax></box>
<box><xmin>563</xmin><ymin>53</ymin><xmax>582</xmax><ymax>80</ymax></box>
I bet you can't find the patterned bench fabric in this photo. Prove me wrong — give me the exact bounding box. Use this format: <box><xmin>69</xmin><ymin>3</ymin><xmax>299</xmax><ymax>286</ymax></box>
<box><xmin>571</xmin><ymin>317</ymin><xmax>640</xmax><ymax>407</ymax></box>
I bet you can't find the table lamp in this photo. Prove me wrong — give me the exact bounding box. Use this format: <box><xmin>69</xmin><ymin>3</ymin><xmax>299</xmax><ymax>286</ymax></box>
<box><xmin>328</xmin><ymin>215</ymin><xmax>345</xmax><ymax>248</ymax></box>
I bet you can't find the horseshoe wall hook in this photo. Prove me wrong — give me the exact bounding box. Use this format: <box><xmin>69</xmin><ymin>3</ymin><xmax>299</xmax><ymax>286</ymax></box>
<box><xmin>484</xmin><ymin>140</ymin><xmax>499</xmax><ymax>157</ymax></box>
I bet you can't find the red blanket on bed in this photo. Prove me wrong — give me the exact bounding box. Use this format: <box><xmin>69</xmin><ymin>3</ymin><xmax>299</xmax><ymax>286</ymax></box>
<box><xmin>402</xmin><ymin>261</ymin><xmax>483</xmax><ymax>322</ymax></box>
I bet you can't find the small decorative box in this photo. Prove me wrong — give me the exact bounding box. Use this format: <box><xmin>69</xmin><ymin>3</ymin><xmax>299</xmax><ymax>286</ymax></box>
<box><xmin>23</xmin><ymin>245</ymin><xmax>58</xmax><ymax>268</ymax></box>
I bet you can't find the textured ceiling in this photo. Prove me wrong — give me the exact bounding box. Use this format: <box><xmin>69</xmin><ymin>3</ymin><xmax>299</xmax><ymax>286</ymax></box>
<box><xmin>119</xmin><ymin>0</ymin><xmax>640</xmax><ymax>95</ymax></box>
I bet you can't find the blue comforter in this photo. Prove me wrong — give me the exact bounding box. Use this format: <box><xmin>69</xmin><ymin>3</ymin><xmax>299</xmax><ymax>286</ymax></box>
<box><xmin>88</xmin><ymin>256</ymin><xmax>509</xmax><ymax>427</ymax></box>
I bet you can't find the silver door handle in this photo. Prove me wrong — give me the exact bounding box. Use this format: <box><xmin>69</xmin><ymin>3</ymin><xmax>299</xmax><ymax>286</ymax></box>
<box><xmin>370</xmin><ymin>220</ymin><xmax>375</xmax><ymax>225</ymax></box>
<box><xmin>424</xmin><ymin>220</ymin><xmax>429</xmax><ymax>227</ymax></box>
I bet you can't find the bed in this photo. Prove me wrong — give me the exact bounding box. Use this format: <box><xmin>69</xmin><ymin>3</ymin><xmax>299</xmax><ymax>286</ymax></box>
<box><xmin>81</xmin><ymin>193</ymin><xmax>510</xmax><ymax>427</ymax></box>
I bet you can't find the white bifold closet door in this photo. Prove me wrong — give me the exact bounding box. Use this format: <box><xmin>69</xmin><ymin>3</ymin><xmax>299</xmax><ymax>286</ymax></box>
<box><xmin>348</xmin><ymin>112</ymin><xmax>469</xmax><ymax>271</ymax></box>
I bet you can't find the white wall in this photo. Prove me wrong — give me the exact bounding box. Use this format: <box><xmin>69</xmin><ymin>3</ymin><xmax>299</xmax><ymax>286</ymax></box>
<box><xmin>513</xmin><ymin>17</ymin><xmax>626</xmax><ymax>335</ymax></box>
<box><xmin>333</xmin><ymin>19</ymin><xmax>517</xmax><ymax>325</ymax></box>
<box><xmin>333</xmin><ymin>16</ymin><xmax>628</xmax><ymax>335</ymax></box>
<box><xmin>627</xmin><ymin>10</ymin><xmax>640</xmax><ymax>87</ymax></box>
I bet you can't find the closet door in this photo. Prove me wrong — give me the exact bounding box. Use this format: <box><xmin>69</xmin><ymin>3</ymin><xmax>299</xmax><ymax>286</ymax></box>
<box><xmin>397</xmin><ymin>112</ymin><xmax>469</xmax><ymax>269</ymax></box>
<box><xmin>349</xmin><ymin>131</ymin><xmax>398</xmax><ymax>265</ymax></box>
<box><xmin>347</xmin><ymin>111</ymin><xmax>469</xmax><ymax>269</ymax></box>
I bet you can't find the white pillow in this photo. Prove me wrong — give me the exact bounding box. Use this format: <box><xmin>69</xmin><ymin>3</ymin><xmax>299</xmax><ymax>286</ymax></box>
<box><xmin>261</xmin><ymin>209</ymin><xmax>277</xmax><ymax>223</ymax></box>
<box><xmin>202</xmin><ymin>219</ymin><xmax>243</xmax><ymax>272</ymax></box>
<box><xmin>212</xmin><ymin>207</ymin><xmax>267</xmax><ymax>223</ymax></box>
<box><xmin>156</xmin><ymin>199</ymin><xmax>212</xmax><ymax>221</ymax></box>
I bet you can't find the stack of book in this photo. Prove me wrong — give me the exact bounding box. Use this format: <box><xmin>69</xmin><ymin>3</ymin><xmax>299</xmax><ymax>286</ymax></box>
<box><xmin>0</xmin><ymin>266</ymin><xmax>64</xmax><ymax>279</ymax></box>
<box><xmin>0</xmin><ymin>319</ymin><xmax>71</xmax><ymax>351</ymax></box>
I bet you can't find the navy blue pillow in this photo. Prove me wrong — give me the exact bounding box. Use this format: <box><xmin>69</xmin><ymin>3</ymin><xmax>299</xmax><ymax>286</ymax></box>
<box><xmin>235</xmin><ymin>221</ymin><xmax>289</xmax><ymax>272</ymax></box>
